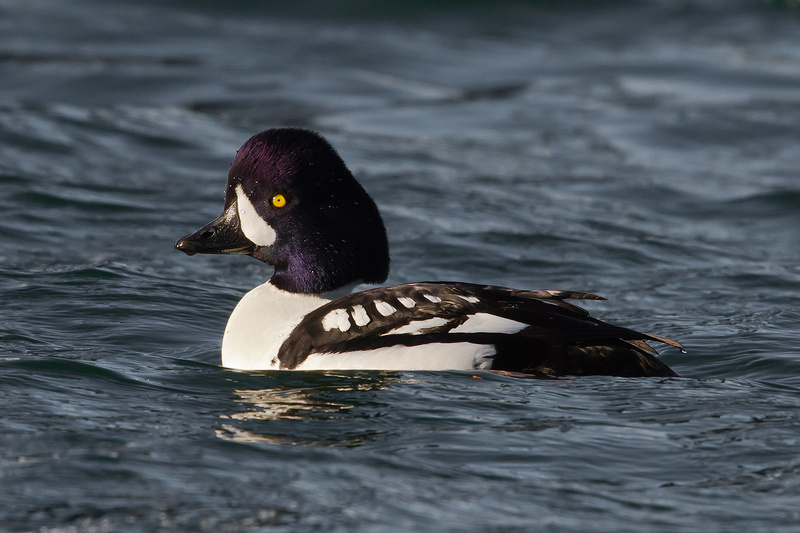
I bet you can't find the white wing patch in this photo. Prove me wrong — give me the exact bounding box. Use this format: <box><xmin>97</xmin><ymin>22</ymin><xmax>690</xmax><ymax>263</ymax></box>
<box><xmin>321</xmin><ymin>308</ymin><xmax>351</xmax><ymax>332</ymax></box>
<box><xmin>397</xmin><ymin>296</ymin><xmax>416</xmax><ymax>309</ymax></box>
<box><xmin>374</xmin><ymin>300</ymin><xmax>397</xmax><ymax>316</ymax></box>
<box><xmin>385</xmin><ymin>317</ymin><xmax>451</xmax><ymax>336</ymax></box>
<box><xmin>236</xmin><ymin>185</ymin><xmax>277</xmax><ymax>246</ymax></box>
<box><xmin>296</xmin><ymin>342</ymin><xmax>496</xmax><ymax>371</ymax></box>
<box><xmin>350</xmin><ymin>305</ymin><xmax>370</xmax><ymax>327</ymax></box>
<box><xmin>423</xmin><ymin>293</ymin><xmax>442</xmax><ymax>303</ymax></box>
<box><xmin>449</xmin><ymin>313</ymin><xmax>528</xmax><ymax>335</ymax></box>
<box><xmin>458</xmin><ymin>295</ymin><xmax>480</xmax><ymax>304</ymax></box>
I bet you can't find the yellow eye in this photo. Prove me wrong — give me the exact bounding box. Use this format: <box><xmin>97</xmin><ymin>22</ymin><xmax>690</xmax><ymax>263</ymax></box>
<box><xmin>271</xmin><ymin>193</ymin><xmax>287</xmax><ymax>208</ymax></box>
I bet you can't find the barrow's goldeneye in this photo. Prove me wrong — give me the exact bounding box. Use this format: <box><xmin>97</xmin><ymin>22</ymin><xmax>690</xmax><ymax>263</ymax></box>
<box><xmin>175</xmin><ymin>128</ymin><xmax>680</xmax><ymax>377</ymax></box>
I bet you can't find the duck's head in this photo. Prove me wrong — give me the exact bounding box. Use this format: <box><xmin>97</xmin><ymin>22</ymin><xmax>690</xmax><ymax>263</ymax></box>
<box><xmin>175</xmin><ymin>128</ymin><xmax>390</xmax><ymax>294</ymax></box>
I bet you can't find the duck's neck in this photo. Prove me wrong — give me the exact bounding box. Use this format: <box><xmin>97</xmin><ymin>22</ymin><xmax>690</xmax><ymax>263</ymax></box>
<box><xmin>221</xmin><ymin>281</ymin><xmax>330</xmax><ymax>370</ymax></box>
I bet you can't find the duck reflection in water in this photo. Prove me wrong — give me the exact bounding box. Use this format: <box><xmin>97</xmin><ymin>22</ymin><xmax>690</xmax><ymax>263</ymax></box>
<box><xmin>216</xmin><ymin>372</ymin><xmax>395</xmax><ymax>446</ymax></box>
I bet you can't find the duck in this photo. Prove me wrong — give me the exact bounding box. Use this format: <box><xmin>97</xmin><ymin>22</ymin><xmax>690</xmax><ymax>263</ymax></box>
<box><xmin>175</xmin><ymin>128</ymin><xmax>680</xmax><ymax>377</ymax></box>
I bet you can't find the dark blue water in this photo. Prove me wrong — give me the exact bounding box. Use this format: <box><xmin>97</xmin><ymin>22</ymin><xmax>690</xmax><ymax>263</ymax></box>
<box><xmin>2</xmin><ymin>0</ymin><xmax>800</xmax><ymax>531</ymax></box>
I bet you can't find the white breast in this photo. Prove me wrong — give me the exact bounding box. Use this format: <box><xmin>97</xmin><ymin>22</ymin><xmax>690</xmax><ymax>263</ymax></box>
<box><xmin>221</xmin><ymin>281</ymin><xmax>329</xmax><ymax>370</ymax></box>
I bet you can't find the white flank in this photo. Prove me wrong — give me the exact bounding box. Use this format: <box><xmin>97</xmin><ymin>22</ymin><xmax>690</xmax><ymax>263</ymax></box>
<box><xmin>321</xmin><ymin>309</ymin><xmax>351</xmax><ymax>332</ymax></box>
<box><xmin>385</xmin><ymin>317</ymin><xmax>451</xmax><ymax>335</ymax></box>
<box><xmin>458</xmin><ymin>295</ymin><xmax>480</xmax><ymax>304</ymax></box>
<box><xmin>235</xmin><ymin>184</ymin><xmax>277</xmax><ymax>246</ymax></box>
<box><xmin>397</xmin><ymin>296</ymin><xmax>416</xmax><ymax>308</ymax></box>
<box><xmin>296</xmin><ymin>342</ymin><xmax>496</xmax><ymax>371</ymax></box>
<box><xmin>423</xmin><ymin>293</ymin><xmax>442</xmax><ymax>303</ymax></box>
<box><xmin>449</xmin><ymin>312</ymin><xmax>529</xmax><ymax>335</ymax></box>
<box><xmin>222</xmin><ymin>281</ymin><xmax>329</xmax><ymax>370</ymax></box>
<box><xmin>350</xmin><ymin>305</ymin><xmax>370</xmax><ymax>327</ymax></box>
<box><xmin>374</xmin><ymin>300</ymin><xmax>397</xmax><ymax>316</ymax></box>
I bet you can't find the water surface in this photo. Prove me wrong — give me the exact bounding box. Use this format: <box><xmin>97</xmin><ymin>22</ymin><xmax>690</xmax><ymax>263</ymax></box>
<box><xmin>1</xmin><ymin>1</ymin><xmax>800</xmax><ymax>531</ymax></box>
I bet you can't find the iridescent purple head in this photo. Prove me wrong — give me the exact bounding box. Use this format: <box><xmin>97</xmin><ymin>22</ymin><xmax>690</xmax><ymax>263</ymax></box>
<box><xmin>176</xmin><ymin>128</ymin><xmax>390</xmax><ymax>294</ymax></box>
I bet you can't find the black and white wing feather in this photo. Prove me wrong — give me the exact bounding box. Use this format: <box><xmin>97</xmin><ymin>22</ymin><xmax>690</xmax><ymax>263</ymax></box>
<box><xmin>277</xmin><ymin>282</ymin><xmax>680</xmax><ymax>377</ymax></box>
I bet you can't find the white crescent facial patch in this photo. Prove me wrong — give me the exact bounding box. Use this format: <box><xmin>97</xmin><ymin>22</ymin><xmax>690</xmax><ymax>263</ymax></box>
<box><xmin>236</xmin><ymin>184</ymin><xmax>277</xmax><ymax>247</ymax></box>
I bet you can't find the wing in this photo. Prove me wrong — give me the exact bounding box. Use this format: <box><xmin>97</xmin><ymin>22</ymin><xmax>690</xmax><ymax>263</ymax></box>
<box><xmin>276</xmin><ymin>282</ymin><xmax>680</xmax><ymax>377</ymax></box>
